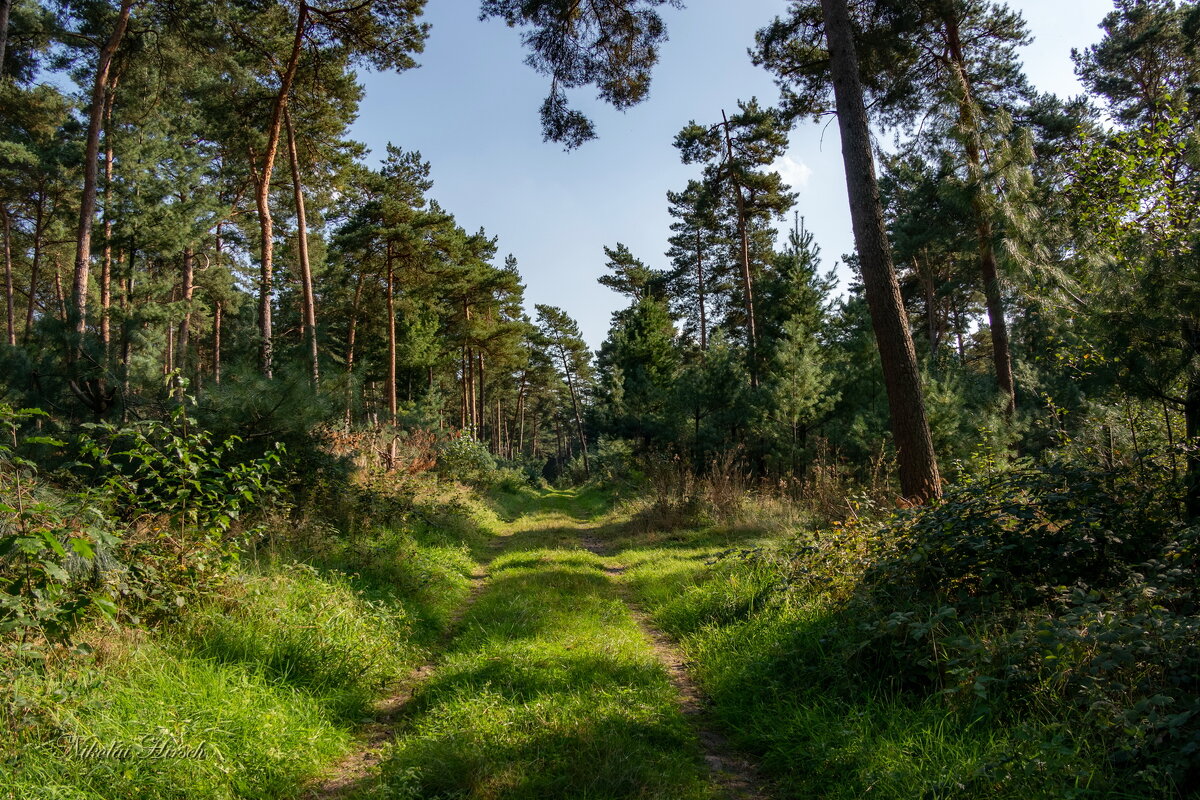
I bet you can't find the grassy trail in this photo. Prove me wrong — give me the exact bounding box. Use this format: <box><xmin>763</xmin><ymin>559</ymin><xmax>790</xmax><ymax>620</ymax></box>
<box><xmin>331</xmin><ymin>487</ymin><xmax>766</xmax><ymax>800</ymax></box>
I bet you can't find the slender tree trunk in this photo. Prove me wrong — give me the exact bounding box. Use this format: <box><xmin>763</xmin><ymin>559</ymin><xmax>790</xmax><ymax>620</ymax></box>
<box><xmin>472</xmin><ymin>352</ymin><xmax>482</xmax><ymax>448</ymax></box>
<box><xmin>284</xmin><ymin>106</ymin><xmax>319</xmax><ymax>387</ymax></box>
<box><xmin>253</xmin><ymin>3</ymin><xmax>308</xmax><ymax>378</ymax></box>
<box><xmin>944</xmin><ymin>13</ymin><xmax>1016</xmax><ymax>416</ymax></box>
<box><xmin>176</xmin><ymin>247</ymin><xmax>194</xmax><ymax>374</ymax></box>
<box><xmin>24</xmin><ymin>193</ymin><xmax>43</xmax><ymax>344</ymax></box>
<box><xmin>695</xmin><ymin>230</ymin><xmax>707</xmax><ymax>353</ymax></box>
<box><xmin>820</xmin><ymin>0</ymin><xmax>941</xmax><ymax>502</ymax></box>
<box><xmin>722</xmin><ymin>110</ymin><xmax>757</xmax><ymax>381</ymax></box>
<box><xmin>100</xmin><ymin>87</ymin><xmax>117</xmax><ymax>362</ymax></box>
<box><xmin>0</xmin><ymin>0</ymin><xmax>12</xmax><ymax>77</ymax></box>
<box><xmin>212</xmin><ymin>300</ymin><xmax>222</xmax><ymax>385</ymax></box>
<box><xmin>71</xmin><ymin>0</ymin><xmax>134</xmax><ymax>352</ymax></box>
<box><xmin>467</xmin><ymin>346</ymin><xmax>476</xmax><ymax>432</ymax></box>
<box><xmin>344</xmin><ymin>271</ymin><xmax>364</xmax><ymax>428</ymax></box>
<box><xmin>516</xmin><ymin>372</ymin><xmax>527</xmax><ymax>456</ymax></box>
<box><xmin>54</xmin><ymin>256</ymin><xmax>66</xmax><ymax>322</ymax></box>
<box><xmin>386</xmin><ymin>245</ymin><xmax>397</xmax><ymax>427</ymax></box>
<box><xmin>1</xmin><ymin>205</ymin><xmax>14</xmax><ymax>346</ymax></box>
<box><xmin>460</xmin><ymin>347</ymin><xmax>468</xmax><ymax>429</ymax></box>
<box><xmin>386</xmin><ymin>251</ymin><xmax>397</xmax><ymax>469</ymax></box>
<box><xmin>556</xmin><ymin>339</ymin><xmax>590</xmax><ymax>477</ymax></box>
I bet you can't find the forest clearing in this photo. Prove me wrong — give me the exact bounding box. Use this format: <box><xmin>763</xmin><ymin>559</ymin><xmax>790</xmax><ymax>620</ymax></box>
<box><xmin>2</xmin><ymin>0</ymin><xmax>1200</xmax><ymax>797</ymax></box>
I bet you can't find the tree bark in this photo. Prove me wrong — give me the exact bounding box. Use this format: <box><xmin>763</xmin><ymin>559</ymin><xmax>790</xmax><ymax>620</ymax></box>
<box><xmin>820</xmin><ymin>0</ymin><xmax>941</xmax><ymax>502</ymax></box>
<box><xmin>100</xmin><ymin>85</ymin><xmax>117</xmax><ymax>362</ymax></box>
<box><xmin>386</xmin><ymin>243</ymin><xmax>397</xmax><ymax>427</ymax></box>
<box><xmin>253</xmin><ymin>3</ymin><xmax>308</xmax><ymax>378</ymax></box>
<box><xmin>212</xmin><ymin>300</ymin><xmax>222</xmax><ymax>385</ymax></box>
<box><xmin>1</xmin><ymin>205</ymin><xmax>13</xmax><ymax>346</ymax></box>
<box><xmin>23</xmin><ymin>195</ymin><xmax>43</xmax><ymax>345</ymax></box>
<box><xmin>176</xmin><ymin>247</ymin><xmax>194</xmax><ymax>375</ymax></box>
<box><xmin>555</xmin><ymin>337</ymin><xmax>590</xmax><ymax>477</ymax></box>
<box><xmin>0</xmin><ymin>0</ymin><xmax>12</xmax><ymax>78</ymax></box>
<box><xmin>285</xmin><ymin>106</ymin><xmax>319</xmax><ymax>387</ymax></box>
<box><xmin>71</xmin><ymin>0</ymin><xmax>134</xmax><ymax>353</ymax></box>
<box><xmin>944</xmin><ymin>12</ymin><xmax>1016</xmax><ymax>416</ymax></box>
<box><xmin>722</xmin><ymin>110</ymin><xmax>757</xmax><ymax>381</ymax></box>
<box><xmin>695</xmin><ymin>230</ymin><xmax>707</xmax><ymax>353</ymax></box>
<box><xmin>344</xmin><ymin>270</ymin><xmax>364</xmax><ymax>429</ymax></box>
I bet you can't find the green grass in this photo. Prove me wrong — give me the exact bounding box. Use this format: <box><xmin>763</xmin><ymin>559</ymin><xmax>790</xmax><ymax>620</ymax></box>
<box><xmin>1</xmin><ymin>490</ymin><xmax>501</xmax><ymax>800</ymax></box>
<box><xmin>355</xmin><ymin>493</ymin><xmax>715</xmax><ymax>800</ymax></box>
<box><xmin>611</xmin><ymin>517</ymin><xmax>1154</xmax><ymax>799</ymax></box>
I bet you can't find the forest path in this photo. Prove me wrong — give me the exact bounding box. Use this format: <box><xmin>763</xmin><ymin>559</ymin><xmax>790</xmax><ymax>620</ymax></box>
<box><xmin>305</xmin><ymin>487</ymin><xmax>769</xmax><ymax>800</ymax></box>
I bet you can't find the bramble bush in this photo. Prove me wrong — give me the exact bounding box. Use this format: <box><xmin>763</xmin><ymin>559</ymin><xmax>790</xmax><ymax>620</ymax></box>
<box><xmin>785</xmin><ymin>457</ymin><xmax>1200</xmax><ymax>794</ymax></box>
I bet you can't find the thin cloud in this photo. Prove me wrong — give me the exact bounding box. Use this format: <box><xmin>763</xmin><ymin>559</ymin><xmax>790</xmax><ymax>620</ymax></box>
<box><xmin>772</xmin><ymin>154</ymin><xmax>813</xmax><ymax>192</ymax></box>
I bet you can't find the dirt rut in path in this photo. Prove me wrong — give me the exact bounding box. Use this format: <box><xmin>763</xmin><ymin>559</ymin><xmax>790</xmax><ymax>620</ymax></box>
<box><xmin>580</xmin><ymin>534</ymin><xmax>771</xmax><ymax>800</ymax></box>
<box><xmin>302</xmin><ymin>538</ymin><xmax>505</xmax><ymax>800</ymax></box>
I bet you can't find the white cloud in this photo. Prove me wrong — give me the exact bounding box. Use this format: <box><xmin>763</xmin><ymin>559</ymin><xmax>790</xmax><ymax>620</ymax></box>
<box><xmin>772</xmin><ymin>154</ymin><xmax>813</xmax><ymax>192</ymax></box>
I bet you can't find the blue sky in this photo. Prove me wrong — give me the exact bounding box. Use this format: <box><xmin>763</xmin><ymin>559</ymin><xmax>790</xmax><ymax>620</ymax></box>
<box><xmin>352</xmin><ymin>0</ymin><xmax>1115</xmax><ymax>348</ymax></box>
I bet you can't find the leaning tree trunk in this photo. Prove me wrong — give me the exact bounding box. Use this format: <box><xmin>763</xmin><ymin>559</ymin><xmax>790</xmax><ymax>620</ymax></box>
<box><xmin>252</xmin><ymin>3</ymin><xmax>308</xmax><ymax>378</ymax></box>
<box><xmin>71</xmin><ymin>0</ymin><xmax>133</xmax><ymax>355</ymax></box>
<box><xmin>820</xmin><ymin>0</ymin><xmax>941</xmax><ymax>502</ymax></box>
<box><xmin>285</xmin><ymin>106</ymin><xmax>319</xmax><ymax>387</ymax></box>
<box><xmin>944</xmin><ymin>13</ymin><xmax>1016</xmax><ymax>415</ymax></box>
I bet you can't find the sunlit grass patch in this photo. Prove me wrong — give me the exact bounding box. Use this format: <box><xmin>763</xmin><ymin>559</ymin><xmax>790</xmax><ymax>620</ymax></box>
<box><xmin>367</xmin><ymin>546</ymin><xmax>714</xmax><ymax>800</ymax></box>
<box><xmin>1</xmin><ymin>635</ymin><xmax>352</xmax><ymax>800</ymax></box>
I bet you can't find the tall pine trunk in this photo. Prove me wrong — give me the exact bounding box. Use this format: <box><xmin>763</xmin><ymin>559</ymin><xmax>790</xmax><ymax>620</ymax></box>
<box><xmin>722</xmin><ymin>110</ymin><xmax>757</xmax><ymax>381</ymax></box>
<box><xmin>556</xmin><ymin>338</ymin><xmax>590</xmax><ymax>478</ymax></box>
<box><xmin>100</xmin><ymin>86</ymin><xmax>117</xmax><ymax>362</ymax></box>
<box><xmin>944</xmin><ymin>13</ymin><xmax>1016</xmax><ymax>415</ymax></box>
<box><xmin>695</xmin><ymin>230</ymin><xmax>708</xmax><ymax>353</ymax></box>
<box><xmin>2</xmin><ymin>205</ymin><xmax>13</xmax><ymax>346</ymax></box>
<box><xmin>285</xmin><ymin>107</ymin><xmax>319</xmax><ymax>386</ymax></box>
<box><xmin>252</xmin><ymin>4</ymin><xmax>308</xmax><ymax>378</ymax></box>
<box><xmin>820</xmin><ymin>0</ymin><xmax>941</xmax><ymax>502</ymax></box>
<box><xmin>176</xmin><ymin>247</ymin><xmax>194</xmax><ymax>375</ymax></box>
<box><xmin>23</xmin><ymin>195</ymin><xmax>43</xmax><ymax>345</ymax></box>
<box><xmin>71</xmin><ymin>0</ymin><xmax>133</xmax><ymax>352</ymax></box>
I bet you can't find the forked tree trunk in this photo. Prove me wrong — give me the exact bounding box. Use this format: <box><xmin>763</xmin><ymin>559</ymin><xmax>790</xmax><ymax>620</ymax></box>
<box><xmin>820</xmin><ymin>0</ymin><xmax>941</xmax><ymax>502</ymax></box>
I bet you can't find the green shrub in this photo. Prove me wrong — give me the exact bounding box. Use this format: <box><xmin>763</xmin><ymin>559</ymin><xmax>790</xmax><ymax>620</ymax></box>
<box><xmin>436</xmin><ymin>435</ymin><xmax>497</xmax><ymax>486</ymax></box>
